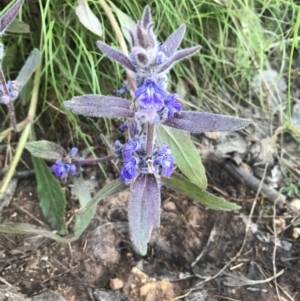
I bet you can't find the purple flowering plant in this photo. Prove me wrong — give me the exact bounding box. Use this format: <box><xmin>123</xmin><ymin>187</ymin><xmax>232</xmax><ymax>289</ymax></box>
<box><xmin>22</xmin><ymin>5</ymin><xmax>250</xmax><ymax>255</ymax></box>
<box><xmin>61</xmin><ymin>6</ymin><xmax>251</xmax><ymax>255</ymax></box>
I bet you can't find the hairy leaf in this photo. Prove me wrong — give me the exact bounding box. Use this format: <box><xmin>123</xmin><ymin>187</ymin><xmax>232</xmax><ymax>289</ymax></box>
<box><xmin>129</xmin><ymin>173</ymin><xmax>160</xmax><ymax>255</ymax></box>
<box><xmin>162</xmin><ymin>173</ymin><xmax>241</xmax><ymax>211</ymax></box>
<box><xmin>74</xmin><ymin>179</ymin><xmax>127</xmax><ymax>238</ymax></box>
<box><xmin>96</xmin><ymin>41</ymin><xmax>136</xmax><ymax>72</ymax></box>
<box><xmin>14</xmin><ymin>48</ymin><xmax>41</xmax><ymax>91</ymax></box>
<box><xmin>0</xmin><ymin>0</ymin><xmax>24</xmax><ymax>35</ymax></box>
<box><xmin>63</xmin><ymin>94</ymin><xmax>134</xmax><ymax>118</ymax></box>
<box><xmin>163</xmin><ymin>111</ymin><xmax>251</xmax><ymax>133</ymax></box>
<box><xmin>75</xmin><ymin>0</ymin><xmax>102</xmax><ymax>36</ymax></box>
<box><xmin>156</xmin><ymin>124</ymin><xmax>207</xmax><ymax>189</ymax></box>
<box><xmin>158</xmin><ymin>45</ymin><xmax>201</xmax><ymax>73</ymax></box>
<box><xmin>32</xmin><ymin>156</ymin><xmax>68</xmax><ymax>235</ymax></box>
<box><xmin>161</xmin><ymin>24</ymin><xmax>186</xmax><ymax>57</ymax></box>
<box><xmin>141</xmin><ymin>5</ymin><xmax>152</xmax><ymax>28</ymax></box>
<box><xmin>136</xmin><ymin>24</ymin><xmax>149</xmax><ymax>49</ymax></box>
<box><xmin>25</xmin><ymin>140</ymin><xmax>66</xmax><ymax>161</ymax></box>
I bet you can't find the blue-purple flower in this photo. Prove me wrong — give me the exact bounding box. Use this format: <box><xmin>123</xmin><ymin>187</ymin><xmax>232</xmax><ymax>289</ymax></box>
<box><xmin>120</xmin><ymin>157</ymin><xmax>139</xmax><ymax>184</ymax></box>
<box><xmin>164</xmin><ymin>94</ymin><xmax>182</xmax><ymax>118</ymax></box>
<box><xmin>135</xmin><ymin>78</ymin><xmax>168</xmax><ymax>110</ymax></box>
<box><xmin>154</xmin><ymin>143</ymin><xmax>175</xmax><ymax>177</ymax></box>
<box><xmin>51</xmin><ymin>147</ymin><xmax>78</xmax><ymax>179</ymax></box>
<box><xmin>118</xmin><ymin>138</ymin><xmax>175</xmax><ymax>184</ymax></box>
<box><xmin>0</xmin><ymin>80</ymin><xmax>18</xmax><ymax>104</ymax></box>
<box><xmin>122</xmin><ymin>140</ymin><xmax>140</xmax><ymax>160</ymax></box>
<box><xmin>52</xmin><ymin>160</ymin><xmax>77</xmax><ymax>178</ymax></box>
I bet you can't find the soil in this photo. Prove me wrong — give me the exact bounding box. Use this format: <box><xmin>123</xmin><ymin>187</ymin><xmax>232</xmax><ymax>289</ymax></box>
<box><xmin>1</xmin><ymin>145</ymin><xmax>300</xmax><ymax>301</ymax></box>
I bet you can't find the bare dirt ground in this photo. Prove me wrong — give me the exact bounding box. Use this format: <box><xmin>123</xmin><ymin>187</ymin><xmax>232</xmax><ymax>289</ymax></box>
<box><xmin>1</xmin><ymin>131</ymin><xmax>300</xmax><ymax>301</ymax></box>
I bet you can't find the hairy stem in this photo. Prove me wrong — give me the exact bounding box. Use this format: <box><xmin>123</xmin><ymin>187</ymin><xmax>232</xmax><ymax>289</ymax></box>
<box><xmin>146</xmin><ymin>123</ymin><xmax>155</xmax><ymax>157</ymax></box>
<box><xmin>6</xmin><ymin>102</ymin><xmax>17</xmax><ymax>132</ymax></box>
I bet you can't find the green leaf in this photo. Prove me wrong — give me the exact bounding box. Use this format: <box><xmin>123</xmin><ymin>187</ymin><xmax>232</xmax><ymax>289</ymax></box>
<box><xmin>7</xmin><ymin>19</ymin><xmax>30</xmax><ymax>33</ymax></box>
<box><xmin>75</xmin><ymin>0</ymin><xmax>102</xmax><ymax>36</ymax></box>
<box><xmin>156</xmin><ymin>124</ymin><xmax>207</xmax><ymax>189</ymax></box>
<box><xmin>161</xmin><ymin>172</ymin><xmax>241</xmax><ymax>211</ymax></box>
<box><xmin>72</xmin><ymin>175</ymin><xmax>91</xmax><ymax>207</ymax></box>
<box><xmin>0</xmin><ymin>223</ymin><xmax>70</xmax><ymax>243</ymax></box>
<box><xmin>0</xmin><ymin>179</ymin><xmax>128</xmax><ymax>243</ymax></box>
<box><xmin>26</xmin><ymin>140</ymin><xmax>66</xmax><ymax>161</ymax></box>
<box><xmin>108</xmin><ymin>0</ymin><xmax>136</xmax><ymax>44</ymax></box>
<box><xmin>74</xmin><ymin>179</ymin><xmax>128</xmax><ymax>238</ymax></box>
<box><xmin>32</xmin><ymin>156</ymin><xmax>68</xmax><ymax>235</ymax></box>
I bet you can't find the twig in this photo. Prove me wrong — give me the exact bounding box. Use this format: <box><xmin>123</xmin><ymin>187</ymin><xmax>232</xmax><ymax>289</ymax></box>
<box><xmin>222</xmin><ymin>269</ymin><xmax>284</xmax><ymax>287</ymax></box>
<box><xmin>0</xmin><ymin>168</ymin><xmax>35</xmax><ymax>179</ymax></box>
<box><xmin>190</xmin><ymin>164</ymin><xmax>268</xmax><ymax>290</ymax></box>
<box><xmin>200</xmin><ymin>146</ymin><xmax>286</xmax><ymax>208</ymax></box>
<box><xmin>0</xmin><ymin>276</ymin><xmax>13</xmax><ymax>287</ymax></box>
<box><xmin>273</xmin><ymin>198</ymin><xmax>281</xmax><ymax>300</ymax></box>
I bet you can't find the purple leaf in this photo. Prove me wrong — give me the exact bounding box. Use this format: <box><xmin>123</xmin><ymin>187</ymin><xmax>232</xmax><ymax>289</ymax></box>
<box><xmin>96</xmin><ymin>41</ymin><xmax>136</xmax><ymax>72</ymax></box>
<box><xmin>147</xmin><ymin>22</ymin><xmax>156</xmax><ymax>48</ymax></box>
<box><xmin>142</xmin><ymin>5</ymin><xmax>152</xmax><ymax>28</ymax></box>
<box><xmin>161</xmin><ymin>24</ymin><xmax>186</xmax><ymax>57</ymax></box>
<box><xmin>136</xmin><ymin>24</ymin><xmax>150</xmax><ymax>48</ymax></box>
<box><xmin>0</xmin><ymin>0</ymin><xmax>24</xmax><ymax>35</ymax></box>
<box><xmin>129</xmin><ymin>173</ymin><xmax>161</xmax><ymax>255</ymax></box>
<box><xmin>157</xmin><ymin>46</ymin><xmax>201</xmax><ymax>73</ymax></box>
<box><xmin>63</xmin><ymin>94</ymin><xmax>134</xmax><ymax>118</ymax></box>
<box><xmin>163</xmin><ymin>111</ymin><xmax>251</xmax><ymax>133</ymax></box>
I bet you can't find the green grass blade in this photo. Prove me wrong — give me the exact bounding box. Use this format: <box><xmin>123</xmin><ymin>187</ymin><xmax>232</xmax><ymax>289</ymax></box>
<box><xmin>31</xmin><ymin>156</ymin><xmax>68</xmax><ymax>235</ymax></box>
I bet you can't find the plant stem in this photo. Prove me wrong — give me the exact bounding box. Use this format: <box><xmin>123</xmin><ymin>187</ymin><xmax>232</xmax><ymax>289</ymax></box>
<box><xmin>6</xmin><ymin>102</ymin><xmax>17</xmax><ymax>132</ymax></box>
<box><xmin>0</xmin><ymin>119</ymin><xmax>27</xmax><ymax>142</ymax></box>
<box><xmin>0</xmin><ymin>45</ymin><xmax>42</xmax><ymax>198</ymax></box>
<box><xmin>146</xmin><ymin>123</ymin><xmax>155</xmax><ymax>157</ymax></box>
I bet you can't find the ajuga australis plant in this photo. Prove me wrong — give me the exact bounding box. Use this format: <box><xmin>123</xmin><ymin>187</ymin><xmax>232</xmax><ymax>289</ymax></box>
<box><xmin>61</xmin><ymin>6</ymin><xmax>251</xmax><ymax>255</ymax></box>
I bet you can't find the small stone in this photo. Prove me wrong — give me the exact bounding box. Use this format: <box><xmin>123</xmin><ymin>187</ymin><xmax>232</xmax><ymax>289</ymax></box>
<box><xmin>110</xmin><ymin>278</ymin><xmax>124</xmax><ymax>290</ymax></box>
<box><xmin>290</xmin><ymin>199</ymin><xmax>300</xmax><ymax>212</ymax></box>
<box><xmin>162</xmin><ymin>201</ymin><xmax>176</xmax><ymax>211</ymax></box>
<box><xmin>293</xmin><ymin>228</ymin><xmax>300</xmax><ymax>239</ymax></box>
<box><xmin>204</xmin><ymin>131</ymin><xmax>221</xmax><ymax>140</ymax></box>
